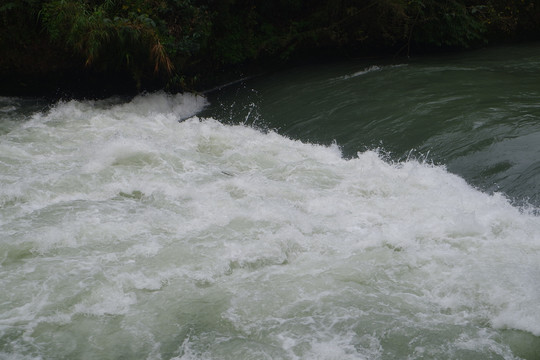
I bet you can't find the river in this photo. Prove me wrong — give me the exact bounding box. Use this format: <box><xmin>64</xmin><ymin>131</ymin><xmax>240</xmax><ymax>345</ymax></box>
<box><xmin>1</xmin><ymin>44</ymin><xmax>539</xmax><ymax>359</ymax></box>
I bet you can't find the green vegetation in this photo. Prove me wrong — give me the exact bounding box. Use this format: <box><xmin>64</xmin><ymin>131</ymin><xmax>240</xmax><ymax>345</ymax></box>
<box><xmin>1</xmin><ymin>0</ymin><xmax>539</xmax><ymax>97</ymax></box>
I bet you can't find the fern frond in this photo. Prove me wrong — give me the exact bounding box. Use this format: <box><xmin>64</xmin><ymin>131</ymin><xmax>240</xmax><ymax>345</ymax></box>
<box><xmin>151</xmin><ymin>39</ymin><xmax>173</xmax><ymax>74</ymax></box>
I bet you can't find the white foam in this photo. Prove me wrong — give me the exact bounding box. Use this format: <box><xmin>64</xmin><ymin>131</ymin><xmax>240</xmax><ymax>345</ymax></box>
<box><xmin>73</xmin><ymin>285</ymin><xmax>137</xmax><ymax>316</ymax></box>
<box><xmin>342</xmin><ymin>65</ymin><xmax>382</xmax><ymax>79</ymax></box>
<box><xmin>1</xmin><ymin>92</ymin><xmax>539</xmax><ymax>359</ymax></box>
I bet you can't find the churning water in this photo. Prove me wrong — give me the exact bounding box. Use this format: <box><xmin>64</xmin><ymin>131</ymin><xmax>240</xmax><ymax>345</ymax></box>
<box><xmin>1</xmin><ymin>45</ymin><xmax>540</xmax><ymax>359</ymax></box>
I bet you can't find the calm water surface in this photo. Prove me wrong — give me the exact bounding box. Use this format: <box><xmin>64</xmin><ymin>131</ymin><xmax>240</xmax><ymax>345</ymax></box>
<box><xmin>1</xmin><ymin>44</ymin><xmax>540</xmax><ymax>359</ymax></box>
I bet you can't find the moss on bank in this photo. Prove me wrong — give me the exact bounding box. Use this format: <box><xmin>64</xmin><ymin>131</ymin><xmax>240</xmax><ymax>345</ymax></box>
<box><xmin>1</xmin><ymin>0</ymin><xmax>540</xmax><ymax>98</ymax></box>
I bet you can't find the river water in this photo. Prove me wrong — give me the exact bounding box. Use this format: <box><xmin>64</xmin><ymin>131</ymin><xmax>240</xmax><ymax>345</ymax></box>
<box><xmin>1</xmin><ymin>44</ymin><xmax>539</xmax><ymax>359</ymax></box>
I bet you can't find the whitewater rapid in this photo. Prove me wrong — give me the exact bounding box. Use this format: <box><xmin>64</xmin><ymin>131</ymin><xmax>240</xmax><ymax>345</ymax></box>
<box><xmin>0</xmin><ymin>93</ymin><xmax>539</xmax><ymax>359</ymax></box>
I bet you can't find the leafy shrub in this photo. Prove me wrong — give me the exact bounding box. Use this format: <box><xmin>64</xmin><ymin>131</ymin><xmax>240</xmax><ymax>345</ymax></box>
<box><xmin>40</xmin><ymin>0</ymin><xmax>173</xmax><ymax>88</ymax></box>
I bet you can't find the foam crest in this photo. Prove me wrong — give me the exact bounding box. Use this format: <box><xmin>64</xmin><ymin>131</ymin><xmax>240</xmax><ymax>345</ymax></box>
<box><xmin>342</xmin><ymin>65</ymin><xmax>381</xmax><ymax>79</ymax></box>
<box><xmin>338</xmin><ymin>64</ymin><xmax>407</xmax><ymax>81</ymax></box>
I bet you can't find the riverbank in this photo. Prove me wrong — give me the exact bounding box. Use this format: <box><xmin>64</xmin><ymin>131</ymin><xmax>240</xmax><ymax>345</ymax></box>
<box><xmin>2</xmin><ymin>0</ymin><xmax>540</xmax><ymax>99</ymax></box>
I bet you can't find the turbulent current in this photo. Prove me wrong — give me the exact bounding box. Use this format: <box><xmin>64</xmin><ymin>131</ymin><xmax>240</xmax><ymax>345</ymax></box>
<box><xmin>1</xmin><ymin>45</ymin><xmax>540</xmax><ymax>359</ymax></box>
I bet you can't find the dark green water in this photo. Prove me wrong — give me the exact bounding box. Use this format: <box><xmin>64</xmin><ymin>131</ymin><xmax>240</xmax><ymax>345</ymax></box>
<box><xmin>204</xmin><ymin>43</ymin><xmax>540</xmax><ymax>208</ymax></box>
